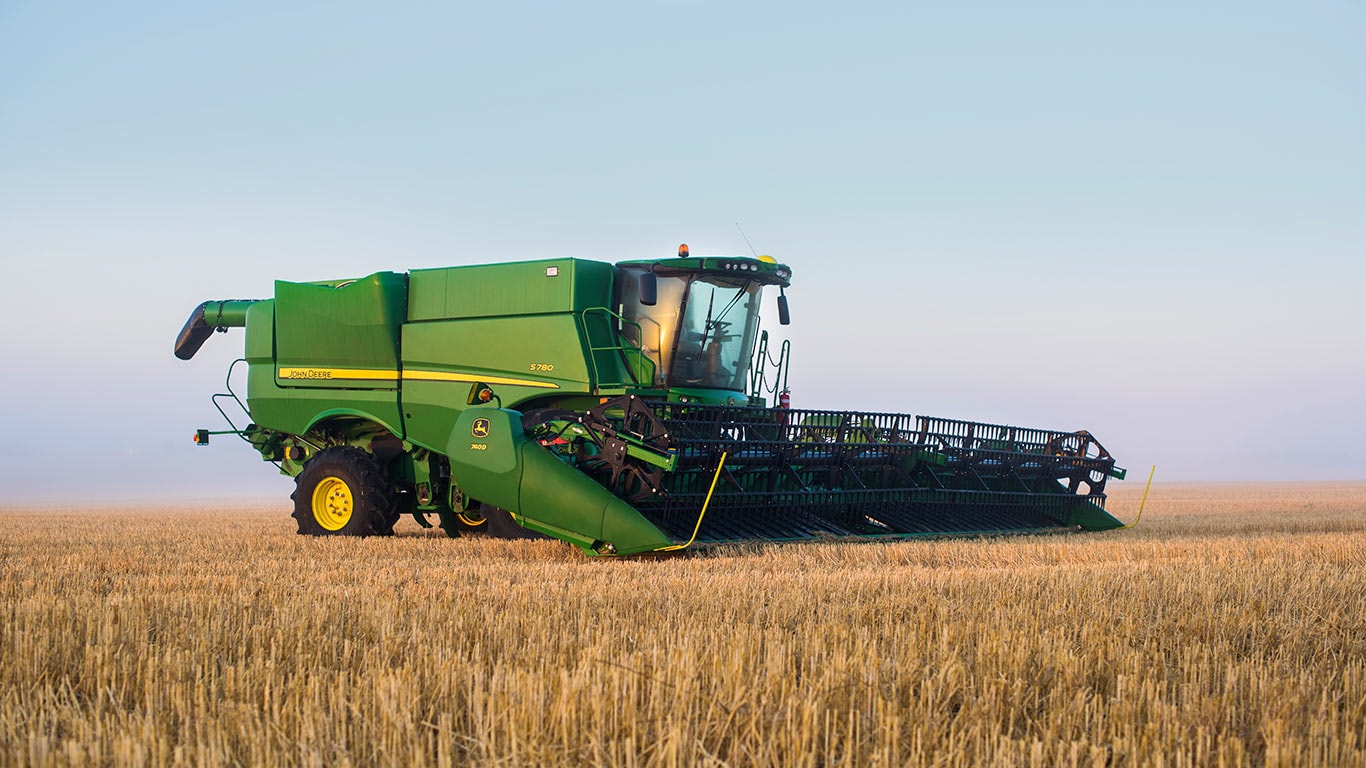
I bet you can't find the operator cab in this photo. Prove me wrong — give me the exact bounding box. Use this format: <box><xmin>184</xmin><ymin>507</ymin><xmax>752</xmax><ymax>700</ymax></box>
<box><xmin>615</xmin><ymin>247</ymin><xmax>791</xmax><ymax>392</ymax></box>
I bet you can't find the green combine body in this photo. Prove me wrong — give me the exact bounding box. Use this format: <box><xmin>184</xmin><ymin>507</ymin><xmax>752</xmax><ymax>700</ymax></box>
<box><xmin>176</xmin><ymin>246</ymin><xmax>1125</xmax><ymax>555</ymax></box>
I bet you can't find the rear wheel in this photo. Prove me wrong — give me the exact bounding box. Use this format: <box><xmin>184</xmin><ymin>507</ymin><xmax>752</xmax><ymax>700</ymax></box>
<box><xmin>291</xmin><ymin>446</ymin><xmax>395</xmax><ymax>536</ymax></box>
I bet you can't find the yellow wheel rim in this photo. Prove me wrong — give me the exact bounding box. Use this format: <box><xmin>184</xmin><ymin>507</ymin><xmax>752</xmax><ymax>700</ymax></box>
<box><xmin>311</xmin><ymin>476</ymin><xmax>354</xmax><ymax>531</ymax></box>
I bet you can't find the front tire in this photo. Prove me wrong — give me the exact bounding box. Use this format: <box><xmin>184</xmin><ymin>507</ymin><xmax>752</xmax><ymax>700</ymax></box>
<box><xmin>291</xmin><ymin>446</ymin><xmax>395</xmax><ymax>536</ymax></box>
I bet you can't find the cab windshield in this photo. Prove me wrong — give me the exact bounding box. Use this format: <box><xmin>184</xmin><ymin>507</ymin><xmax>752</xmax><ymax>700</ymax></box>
<box><xmin>618</xmin><ymin>269</ymin><xmax>763</xmax><ymax>391</ymax></box>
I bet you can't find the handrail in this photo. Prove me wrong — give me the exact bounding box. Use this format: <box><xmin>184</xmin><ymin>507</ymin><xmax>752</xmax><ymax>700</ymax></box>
<box><xmin>210</xmin><ymin>358</ymin><xmax>254</xmax><ymax>441</ymax></box>
<box><xmin>748</xmin><ymin>331</ymin><xmax>768</xmax><ymax>397</ymax></box>
<box><xmin>579</xmin><ymin>307</ymin><xmax>657</xmax><ymax>389</ymax></box>
<box><xmin>748</xmin><ymin>330</ymin><xmax>791</xmax><ymax>401</ymax></box>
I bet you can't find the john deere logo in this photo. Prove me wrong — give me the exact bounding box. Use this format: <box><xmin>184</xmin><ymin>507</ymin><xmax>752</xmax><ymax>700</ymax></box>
<box><xmin>471</xmin><ymin>418</ymin><xmax>491</xmax><ymax>438</ymax></box>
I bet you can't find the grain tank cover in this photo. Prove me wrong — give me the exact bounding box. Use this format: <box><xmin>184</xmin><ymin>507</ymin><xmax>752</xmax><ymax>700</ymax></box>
<box><xmin>407</xmin><ymin>259</ymin><xmax>614</xmax><ymax>321</ymax></box>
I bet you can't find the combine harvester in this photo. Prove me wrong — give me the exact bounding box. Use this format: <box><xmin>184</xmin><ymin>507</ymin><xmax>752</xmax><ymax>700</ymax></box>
<box><xmin>176</xmin><ymin>245</ymin><xmax>1126</xmax><ymax>555</ymax></box>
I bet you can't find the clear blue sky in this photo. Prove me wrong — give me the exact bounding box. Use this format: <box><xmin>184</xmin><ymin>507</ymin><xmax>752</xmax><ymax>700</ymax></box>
<box><xmin>2</xmin><ymin>1</ymin><xmax>1362</xmax><ymax>504</ymax></box>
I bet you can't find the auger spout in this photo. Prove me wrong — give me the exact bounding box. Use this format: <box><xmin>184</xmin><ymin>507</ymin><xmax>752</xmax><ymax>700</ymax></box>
<box><xmin>174</xmin><ymin>300</ymin><xmax>260</xmax><ymax>360</ymax></box>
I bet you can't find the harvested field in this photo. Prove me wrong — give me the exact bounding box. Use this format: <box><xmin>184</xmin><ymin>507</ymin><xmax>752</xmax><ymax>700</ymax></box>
<box><xmin>2</xmin><ymin>483</ymin><xmax>1364</xmax><ymax>767</ymax></box>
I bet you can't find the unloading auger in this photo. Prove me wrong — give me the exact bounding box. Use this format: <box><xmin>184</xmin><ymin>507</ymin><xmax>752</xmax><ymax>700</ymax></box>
<box><xmin>176</xmin><ymin>245</ymin><xmax>1126</xmax><ymax>555</ymax></box>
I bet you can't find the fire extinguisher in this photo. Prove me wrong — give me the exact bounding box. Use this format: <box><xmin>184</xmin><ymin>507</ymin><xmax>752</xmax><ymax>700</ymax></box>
<box><xmin>777</xmin><ymin>389</ymin><xmax>791</xmax><ymax>425</ymax></box>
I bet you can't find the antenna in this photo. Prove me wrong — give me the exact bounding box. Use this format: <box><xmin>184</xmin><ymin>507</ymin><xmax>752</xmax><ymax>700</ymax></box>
<box><xmin>735</xmin><ymin>223</ymin><xmax>759</xmax><ymax>258</ymax></box>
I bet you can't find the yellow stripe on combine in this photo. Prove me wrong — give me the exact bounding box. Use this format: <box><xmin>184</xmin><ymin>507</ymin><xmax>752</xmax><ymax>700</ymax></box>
<box><xmin>402</xmin><ymin>370</ymin><xmax>559</xmax><ymax>389</ymax></box>
<box><xmin>277</xmin><ymin>367</ymin><xmax>558</xmax><ymax>389</ymax></box>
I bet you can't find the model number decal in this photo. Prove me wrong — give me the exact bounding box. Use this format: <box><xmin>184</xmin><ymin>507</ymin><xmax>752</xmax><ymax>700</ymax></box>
<box><xmin>469</xmin><ymin>443</ymin><xmax>488</xmax><ymax>451</ymax></box>
<box><xmin>530</xmin><ymin>363</ymin><xmax>555</xmax><ymax>372</ymax></box>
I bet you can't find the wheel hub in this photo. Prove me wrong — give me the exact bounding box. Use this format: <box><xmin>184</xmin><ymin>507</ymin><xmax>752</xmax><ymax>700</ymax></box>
<box><xmin>311</xmin><ymin>476</ymin><xmax>354</xmax><ymax>531</ymax></box>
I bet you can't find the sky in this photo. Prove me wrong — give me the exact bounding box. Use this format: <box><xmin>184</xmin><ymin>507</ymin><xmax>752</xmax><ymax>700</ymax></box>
<box><xmin>1</xmin><ymin>0</ymin><xmax>1363</xmax><ymax>505</ymax></box>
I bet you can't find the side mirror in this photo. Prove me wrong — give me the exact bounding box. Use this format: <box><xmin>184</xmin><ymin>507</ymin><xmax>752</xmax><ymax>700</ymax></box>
<box><xmin>638</xmin><ymin>271</ymin><xmax>657</xmax><ymax>306</ymax></box>
<box><xmin>778</xmin><ymin>292</ymin><xmax>791</xmax><ymax>325</ymax></box>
